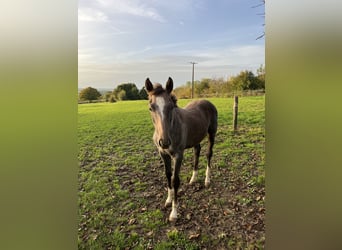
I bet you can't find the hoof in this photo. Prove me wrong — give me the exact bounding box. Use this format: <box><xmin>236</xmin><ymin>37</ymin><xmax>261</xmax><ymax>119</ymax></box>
<box><xmin>205</xmin><ymin>181</ymin><xmax>210</xmax><ymax>188</ymax></box>
<box><xmin>169</xmin><ymin>214</ymin><xmax>177</xmax><ymax>222</ymax></box>
<box><xmin>169</xmin><ymin>207</ymin><xmax>178</xmax><ymax>221</ymax></box>
<box><xmin>189</xmin><ymin>180</ymin><xmax>196</xmax><ymax>185</ymax></box>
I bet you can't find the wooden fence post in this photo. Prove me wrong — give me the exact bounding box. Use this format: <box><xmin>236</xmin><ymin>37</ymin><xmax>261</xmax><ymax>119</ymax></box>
<box><xmin>233</xmin><ymin>95</ymin><xmax>238</xmax><ymax>132</ymax></box>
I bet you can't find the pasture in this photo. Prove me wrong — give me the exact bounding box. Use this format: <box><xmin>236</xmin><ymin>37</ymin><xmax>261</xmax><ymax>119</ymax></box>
<box><xmin>78</xmin><ymin>96</ymin><xmax>265</xmax><ymax>249</ymax></box>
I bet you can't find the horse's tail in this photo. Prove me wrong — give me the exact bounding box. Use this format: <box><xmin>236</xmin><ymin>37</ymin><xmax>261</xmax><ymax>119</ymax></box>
<box><xmin>208</xmin><ymin>101</ymin><xmax>218</xmax><ymax>135</ymax></box>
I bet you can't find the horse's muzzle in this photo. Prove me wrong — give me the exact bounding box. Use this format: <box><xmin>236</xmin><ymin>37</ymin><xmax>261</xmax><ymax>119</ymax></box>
<box><xmin>159</xmin><ymin>138</ymin><xmax>171</xmax><ymax>149</ymax></box>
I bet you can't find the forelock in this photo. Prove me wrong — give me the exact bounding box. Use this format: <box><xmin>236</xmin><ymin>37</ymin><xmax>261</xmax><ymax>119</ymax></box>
<box><xmin>148</xmin><ymin>83</ymin><xmax>178</xmax><ymax>107</ymax></box>
<box><xmin>149</xmin><ymin>83</ymin><xmax>165</xmax><ymax>96</ymax></box>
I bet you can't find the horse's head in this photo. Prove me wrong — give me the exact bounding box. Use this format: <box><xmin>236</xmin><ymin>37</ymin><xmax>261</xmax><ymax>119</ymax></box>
<box><xmin>145</xmin><ymin>77</ymin><xmax>177</xmax><ymax>149</ymax></box>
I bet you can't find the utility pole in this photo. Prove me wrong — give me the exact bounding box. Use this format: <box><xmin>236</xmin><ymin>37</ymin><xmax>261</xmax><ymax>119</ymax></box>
<box><xmin>189</xmin><ymin>62</ymin><xmax>197</xmax><ymax>99</ymax></box>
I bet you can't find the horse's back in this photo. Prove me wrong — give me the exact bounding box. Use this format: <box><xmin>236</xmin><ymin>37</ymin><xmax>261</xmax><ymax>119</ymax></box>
<box><xmin>185</xmin><ymin>100</ymin><xmax>217</xmax><ymax>118</ymax></box>
<box><xmin>184</xmin><ymin>100</ymin><xmax>218</xmax><ymax>132</ymax></box>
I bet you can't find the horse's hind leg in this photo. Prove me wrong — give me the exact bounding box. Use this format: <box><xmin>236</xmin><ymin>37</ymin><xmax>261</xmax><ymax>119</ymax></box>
<box><xmin>189</xmin><ymin>144</ymin><xmax>201</xmax><ymax>184</ymax></box>
<box><xmin>205</xmin><ymin>132</ymin><xmax>215</xmax><ymax>187</ymax></box>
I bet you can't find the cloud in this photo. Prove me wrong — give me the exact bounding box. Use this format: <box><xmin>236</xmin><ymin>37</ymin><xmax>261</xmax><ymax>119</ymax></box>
<box><xmin>78</xmin><ymin>43</ymin><xmax>265</xmax><ymax>86</ymax></box>
<box><xmin>230</xmin><ymin>45</ymin><xmax>265</xmax><ymax>58</ymax></box>
<box><xmin>116</xmin><ymin>46</ymin><xmax>153</xmax><ymax>59</ymax></box>
<box><xmin>78</xmin><ymin>8</ymin><xmax>109</xmax><ymax>22</ymax></box>
<box><xmin>96</xmin><ymin>0</ymin><xmax>165</xmax><ymax>22</ymax></box>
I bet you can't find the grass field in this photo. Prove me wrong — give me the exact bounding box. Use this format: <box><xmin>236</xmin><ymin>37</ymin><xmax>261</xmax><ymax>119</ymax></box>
<box><xmin>78</xmin><ymin>96</ymin><xmax>265</xmax><ymax>249</ymax></box>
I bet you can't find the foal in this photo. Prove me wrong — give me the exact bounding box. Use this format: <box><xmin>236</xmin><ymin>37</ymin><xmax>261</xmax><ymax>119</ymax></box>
<box><xmin>145</xmin><ymin>77</ymin><xmax>218</xmax><ymax>221</ymax></box>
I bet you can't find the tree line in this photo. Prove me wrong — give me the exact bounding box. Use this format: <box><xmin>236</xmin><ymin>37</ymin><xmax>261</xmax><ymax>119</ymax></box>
<box><xmin>79</xmin><ymin>65</ymin><xmax>265</xmax><ymax>102</ymax></box>
<box><xmin>174</xmin><ymin>66</ymin><xmax>265</xmax><ymax>98</ymax></box>
<box><xmin>78</xmin><ymin>83</ymin><xmax>148</xmax><ymax>103</ymax></box>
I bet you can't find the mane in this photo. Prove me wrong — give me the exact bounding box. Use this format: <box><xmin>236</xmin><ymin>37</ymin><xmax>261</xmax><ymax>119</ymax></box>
<box><xmin>150</xmin><ymin>83</ymin><xmax>178</xmax><ymax>107</ymax></box>
<box><xmin>170</xmin><ymin>94</ymin><xmax>178</xmax><ymax>107</ymax></box>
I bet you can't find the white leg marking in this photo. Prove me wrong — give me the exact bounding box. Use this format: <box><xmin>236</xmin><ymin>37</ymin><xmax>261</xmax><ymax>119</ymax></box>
<box><xmin>189</xmin><ymin>170</ymin><xmax>198</xmax><ymax>184</ymax></box>
<box><xmin>165</xmin><ymin>188</ymin><xmax>173</xmax><ymax>207</ymax></box>
<box><xmin>169</xmin><ymin>200</ymin><xmax>178</xmax><ymax>221</ymax></box>
<box><xmin>205</xmin><ymin>165</ymin><xmax>211</xmax><ymax>187</ymax></box>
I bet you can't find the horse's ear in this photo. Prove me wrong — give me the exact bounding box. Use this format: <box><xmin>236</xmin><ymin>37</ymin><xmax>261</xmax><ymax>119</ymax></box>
<box><xmin>145</xmin><ymin>78</ymin><xmax>153</xmax><ymax>93</ymax></box>
<box><xmin>166</xmin><ymin>77</ymin><xmax>173</xmax><ymax>94</ymax></box>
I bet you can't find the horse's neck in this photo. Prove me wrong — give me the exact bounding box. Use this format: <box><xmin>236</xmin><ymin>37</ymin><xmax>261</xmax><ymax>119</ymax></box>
<box><xmin>172</xmin><ymin>107</ymin><xmax>183</xmax><ymax>121</ymax></box>
<box><xmin>173</xmin><ymin>107</ymin><xmax>190</xmax><ymax>131</ymax></box>
<box><xmin>168</xmin><ymin>108</ymin><xmax>186</xmax><ymax>144</ymax></box>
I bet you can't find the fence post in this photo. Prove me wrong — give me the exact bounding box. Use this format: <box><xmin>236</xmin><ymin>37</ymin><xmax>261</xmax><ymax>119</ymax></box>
<box><xmin>233</xmin><ymin>95</ymin><xmax>238</xmax><ymax>132</ymax></box>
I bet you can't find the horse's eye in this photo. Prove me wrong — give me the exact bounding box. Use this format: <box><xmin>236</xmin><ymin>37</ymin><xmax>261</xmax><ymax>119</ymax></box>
<box><xmin>149</xmin><ymin>104</ymin><xmax>156</xmax><ymax>112</ymax></box>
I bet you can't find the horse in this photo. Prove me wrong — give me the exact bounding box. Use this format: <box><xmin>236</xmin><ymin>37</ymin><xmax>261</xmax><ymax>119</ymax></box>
<box><xmin>145</xmin><ymin>77</ymin><xmax>218</xmax><ymax>221</ymax></box>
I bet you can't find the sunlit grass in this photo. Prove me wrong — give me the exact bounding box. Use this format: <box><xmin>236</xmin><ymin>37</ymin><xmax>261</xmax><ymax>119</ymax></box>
<box><xmin>78</xmin><ymin>96</ymin><xmax>265</xmax><ymax>249</ymax></box>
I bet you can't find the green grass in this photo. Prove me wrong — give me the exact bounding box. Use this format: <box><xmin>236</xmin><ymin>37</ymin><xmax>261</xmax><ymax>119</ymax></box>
<box><xmin>78</xmin><ymin>96</ymin><xmax>265</xmax><ymax>249</ymax></box>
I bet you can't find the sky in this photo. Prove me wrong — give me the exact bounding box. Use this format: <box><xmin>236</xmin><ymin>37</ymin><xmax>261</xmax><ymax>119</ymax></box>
<box><xmin>78</xmin><ymin>0</ymin><xmax>265</xmax><ymax>89</ymax></box>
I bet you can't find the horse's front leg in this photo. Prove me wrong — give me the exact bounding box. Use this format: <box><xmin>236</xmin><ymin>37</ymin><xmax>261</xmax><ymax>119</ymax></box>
<box><xmin>169</xmin><ymin>152</ymin><xmax>183</xmax><ymax>222</ymax></box>
<box><xmin>160</xmin><ymin>152</ymin><xmax>172</xmax><ymax>207</ymax></box>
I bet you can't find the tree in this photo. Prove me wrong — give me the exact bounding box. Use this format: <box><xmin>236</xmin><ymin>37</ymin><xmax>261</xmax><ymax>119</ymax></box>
<box><xmin>79</xmin><ymin>87</ymin><xmax>101</xmax><ymax>101</ymax></box>
<box><xmin>139</xmin><ymin>87</ymin><xmax>148</xmax><ymax>100</ymax></box>
<box><xmin>174</xmin><ymin>86</ymin><xmax>191</xmax><ymax>99</ymax></box>
<box><xmin>230</xmin><ymin>70</ymin><xmax>261</xmax><ymax>91</ymax></box>
<box><xmin>102</xmin><ymin>91</ymin><xmax>112</xmax><ymax>102</ymax></box>
<box><xmin>102</xmin><ymin>91</ymin><xmax>116</xmax><ymax>102</ymax></box>
<box><xmin>256</xmin><ymin>64</ymin><xmax>265</xmax><ymax>90</ymax></box>
<box><xmin>195</xmin><ymin>79</ymin><xmax>210</xmax><ymax>97</ymax></box>
<box><xmin>209</xmin><ymin>77</ymin><xmax>228</xmax><ymax>97</ymax></box>
<box><xmin>113</xmin><ymin>89</ymin><xmax>126</xmax><ymax>101</ymax></box>
<box><xmin>113</xmin><ymin>83</ymin><xmax>140</xmax><ymax>101</ymax></box>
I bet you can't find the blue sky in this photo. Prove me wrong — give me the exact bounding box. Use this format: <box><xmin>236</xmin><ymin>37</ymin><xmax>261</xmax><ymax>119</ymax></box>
<box><xmin>78</xmin><ymin>0</ymin><xmax>265</xmax><ymax>89</ymax></box>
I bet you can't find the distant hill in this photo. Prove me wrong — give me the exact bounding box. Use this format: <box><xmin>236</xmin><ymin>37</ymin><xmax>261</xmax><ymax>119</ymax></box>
<box><xmin>78</xmin><ymin>87</ymin><xmax>113</xmax><ymax>95</ymax></box>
